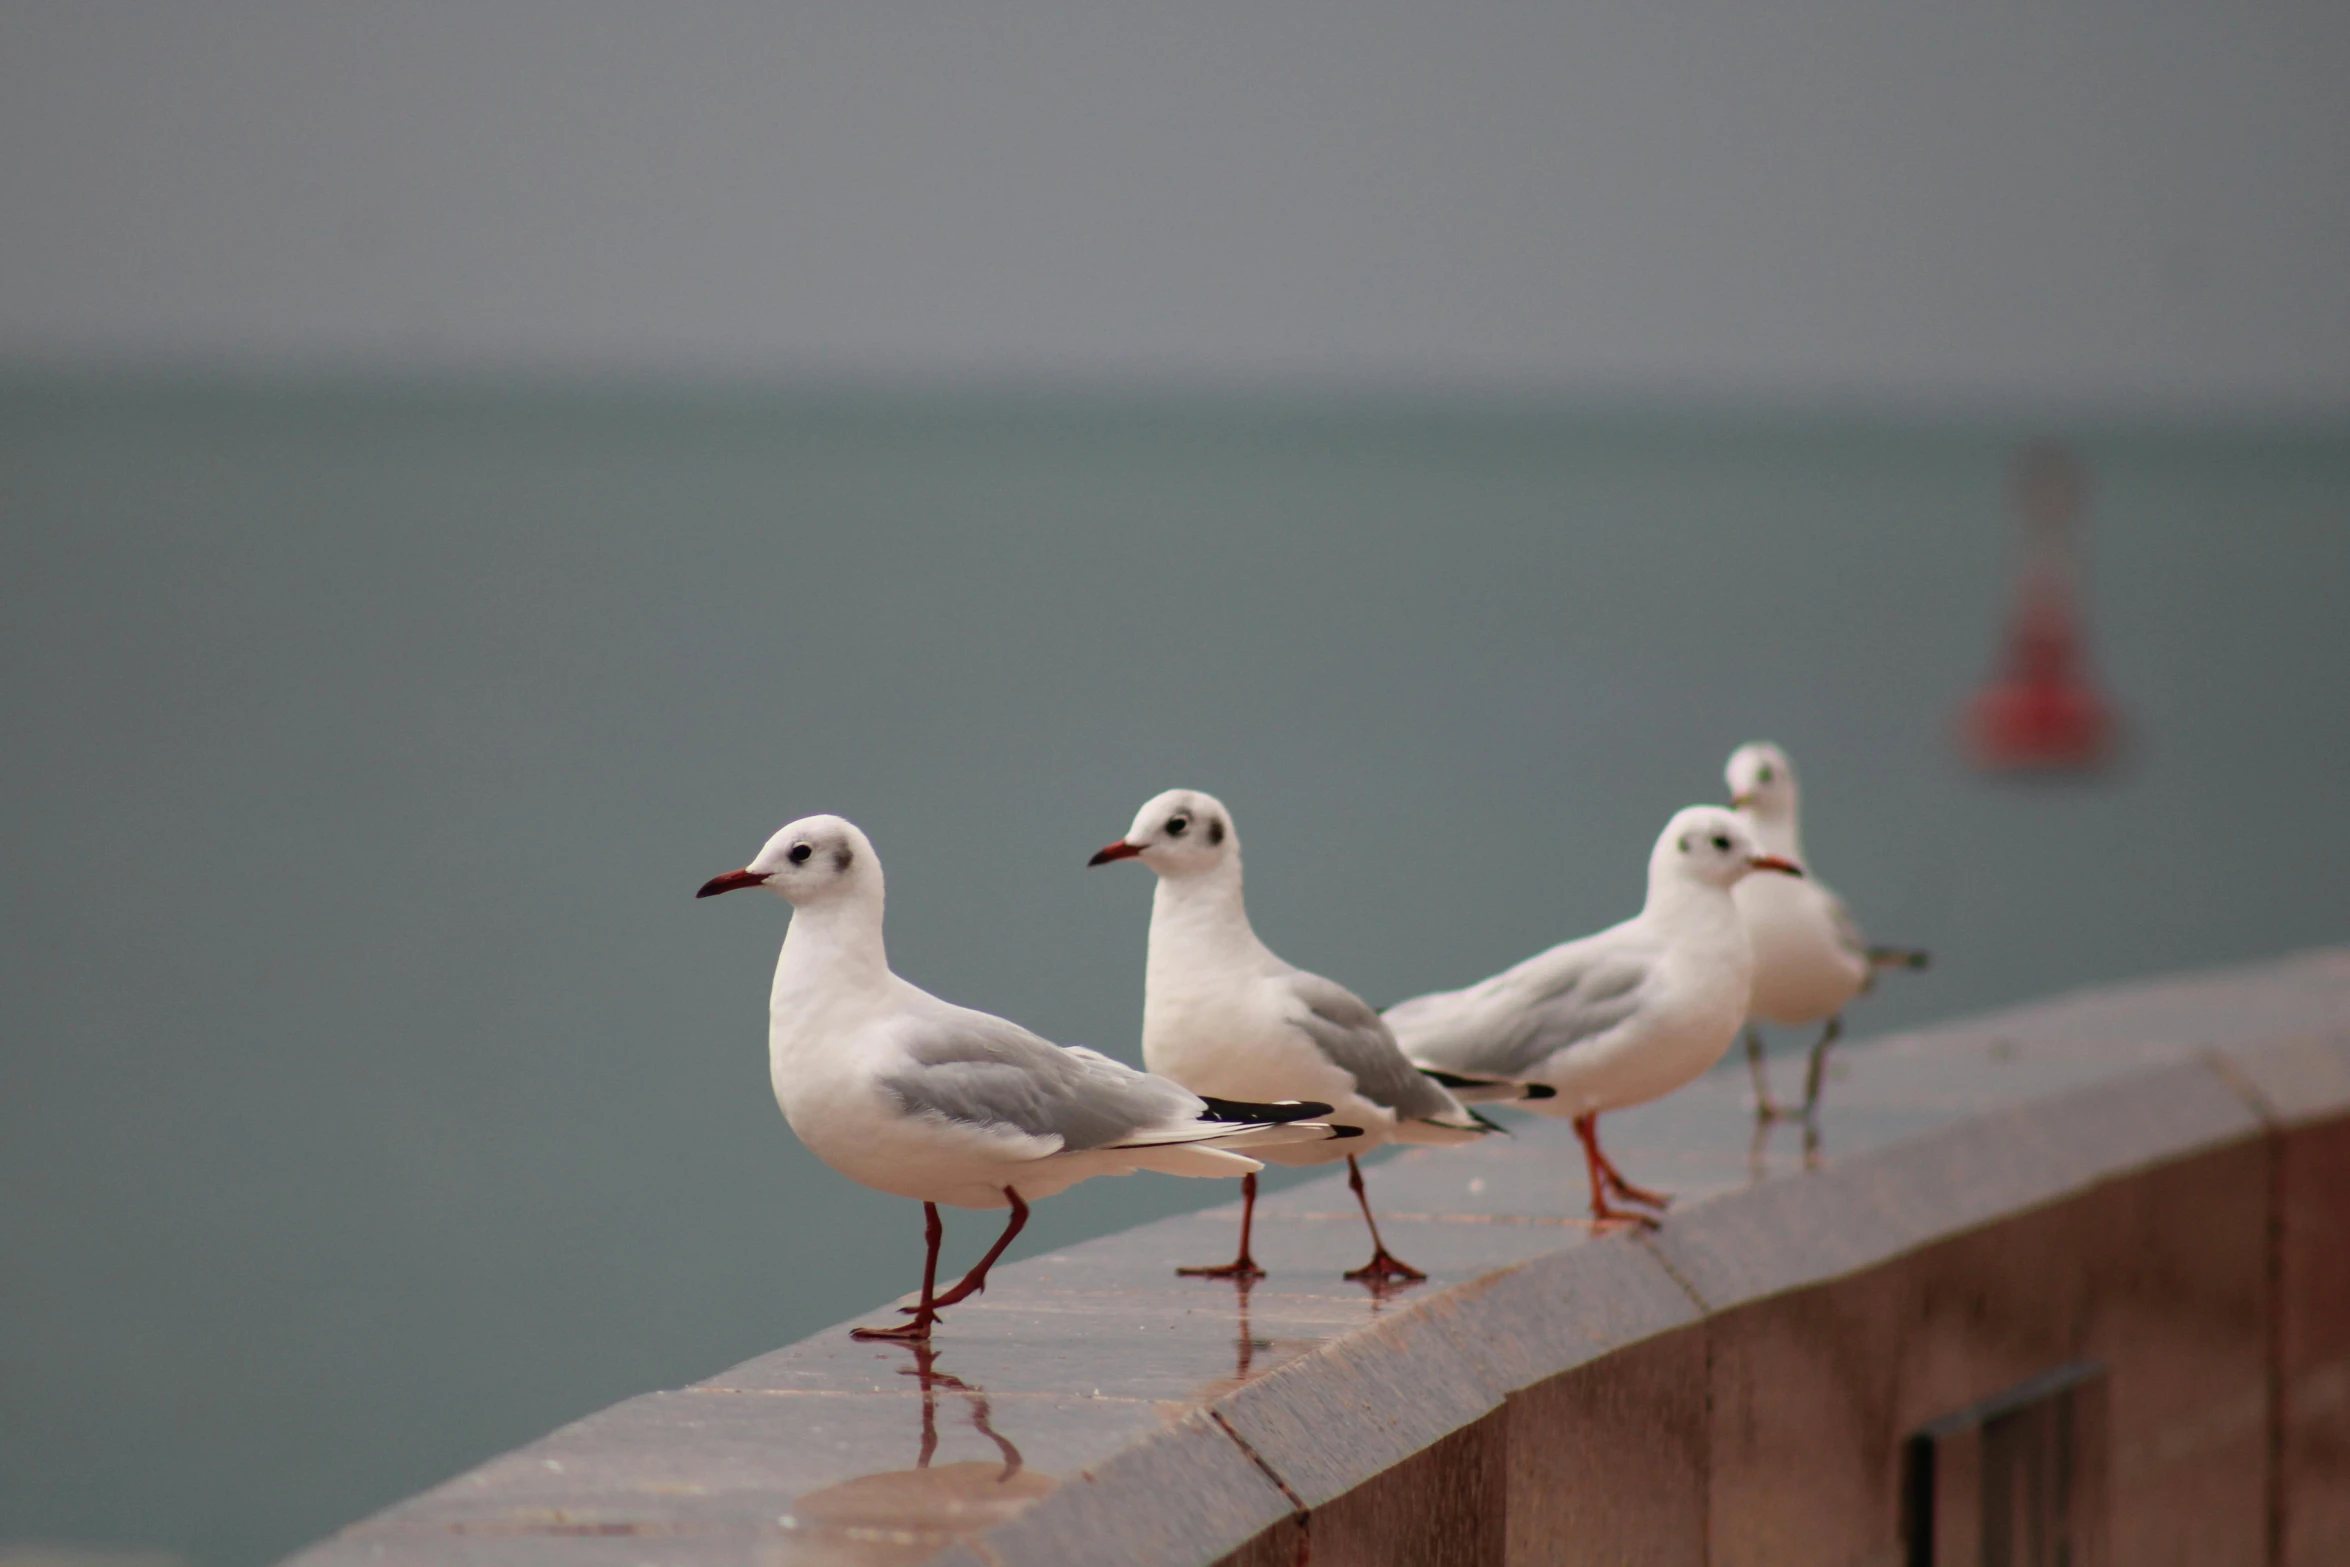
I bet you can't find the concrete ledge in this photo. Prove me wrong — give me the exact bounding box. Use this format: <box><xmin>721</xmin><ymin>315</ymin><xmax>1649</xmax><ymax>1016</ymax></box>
<box><xmin>285</xmin><ymin>951</ymin><xmax>2350</xmax><ymax>1567</ymax></box>
<box><xmin>1645</xmin><ymin>1057</ymin><xmax>2269</xmax><ymax>1314</ymax></box>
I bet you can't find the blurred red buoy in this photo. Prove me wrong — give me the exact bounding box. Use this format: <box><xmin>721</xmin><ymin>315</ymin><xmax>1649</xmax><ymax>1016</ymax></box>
<box><xmin>1963</xmin><ymin>443</ymin><xmax>2117</xmax><ymax>771</ymax></box>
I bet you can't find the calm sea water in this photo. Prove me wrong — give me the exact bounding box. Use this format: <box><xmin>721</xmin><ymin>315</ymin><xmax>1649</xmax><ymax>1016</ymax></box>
<box><xmin>3</xmin><ymin>378</ymin><xmax>2345</xmax><ymax>1566</ymax></box>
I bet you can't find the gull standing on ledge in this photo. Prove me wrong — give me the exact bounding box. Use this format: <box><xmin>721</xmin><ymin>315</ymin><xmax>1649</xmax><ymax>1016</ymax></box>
<box><xmin>1386</xmin><ymin>806</ymin><xmax>1804</xmax><ymax>1228</ymax></box>
<box><xmin>1726</xmin><ymin>742</ymin><xmax>1929</xmax><ymax>1120</ymax></box>
<box><xmin>1090</xmin><ymin>789</ymin><xmax>1495</xmax><ymax>1284</ymax></box>
<box><xmin>698</xmin><ymin>813</ymin><xmax>1351</xmax><ymax>1341</ymax></box>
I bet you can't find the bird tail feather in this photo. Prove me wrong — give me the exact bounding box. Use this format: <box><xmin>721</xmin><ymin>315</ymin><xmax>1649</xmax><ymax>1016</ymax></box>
<box><xmin>1195</xmin><ymin>1095</ymin><xmax>1334</xmax><ymax>1124</ymax></box>
<box><xmin>1109</xmin><ymin>1099</ymin><xmax>1357</xmax><ymax>1153</ymax></box>
<box><xmin>1415</xmin><ymin>1066</ymin><xmax>1557</xmax><ymax>1105</ymax></box>
<box><xmin>1119</xmin><ymin>1144</ymin><xmax>1266</xmax><ymax>1178</ymax></box>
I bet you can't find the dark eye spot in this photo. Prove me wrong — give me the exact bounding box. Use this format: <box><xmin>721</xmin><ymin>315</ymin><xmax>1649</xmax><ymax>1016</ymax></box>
<box><xmin>1677</xmin><ymin>836</ymin><xmax>1690</xmax><ymax>853</ymax></box>
<box><xmin>1758</xmin><ymin>766</ymin><xmax>1775</xmax><ymax>783</ymax></box>
<box><xmin>787</xmin><ymin>843</ymin><xmax>813</xmax><ymax>864</ymax></box>
<box><xmin>1206</xmin><ymin>817</ymin><xmax>1225</xmax><ymax>846</ymax></box>
<box><xmin>1166</xmin><ymin>814</ymin><xmax>1189</xmax><ymax>837</ymax></box>
<box><xmin>833</xmin><ymin>846</ymin><xmax>854</xmax><ymax>872</ymax></box>
<box><xmin>1711</xmin><ymin>834</ymin><xmax>1732</xmax><ymax>852</ymax></box>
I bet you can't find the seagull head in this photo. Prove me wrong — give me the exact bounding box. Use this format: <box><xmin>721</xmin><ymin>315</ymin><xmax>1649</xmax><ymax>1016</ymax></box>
<box><xmin>697</xmin><ymin>813</ymin><xmax>881</xmax><ymax>907</ymax></box>
<box><xmin>1725</xmin><ymin>741</ymin><xmax>1798</xmax><ymax>819</ymax></box>
<box><xmin>1653</xmin><ymin>805</ymin><xmax>1803</xmax><ymax>892</ymax></box>
<box><xmin>1088</xmin><ymin>787</ymin><xmax>1238</xmax><ymax>878</ymax></box>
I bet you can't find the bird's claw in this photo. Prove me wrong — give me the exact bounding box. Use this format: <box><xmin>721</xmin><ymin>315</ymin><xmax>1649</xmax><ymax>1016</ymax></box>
<box><xmin>1605</xmin><ymin>1177</ymin><xmax>1672</xmax><ymax>1210</ymax></box>
<box><xmin>852</xmin><ymin>1319</ymin><xmax>936</xmax><ymax>1341</ymax></box>
<box><xmin>1342</xmin><ymin>1251</ymin><xmax>1427</xmax><ymax>1285</ymax></box>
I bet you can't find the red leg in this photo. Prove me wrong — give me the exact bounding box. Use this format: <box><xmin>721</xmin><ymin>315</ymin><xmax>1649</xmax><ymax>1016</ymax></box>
<box><xmin>1341</xmin><ymin>1156</ymin><xmax>1426</xmax><ymax>1284</ymax></box>
<box><xmin>1799</xmin><ymin>1014</ymin><xmax>1843</xmax><ymax>1117</ymax></box>
<box><xmin>1585</xmin><ymin>1115</ymin><xmax>1672</xmax><ymax>1209</ymax></box>
<box><xmin>926</xmin><ymin>1187</ymin><xmax>1030</xmax><ymax>1309</ymax></box>
<box><xmin>1746</xmin><ymin>1026</ymin><xmax>1792</xmax><ymax>1122</ymax></box>
<box><xmin>1180</xmin><ymin>1170</ymin><xmax>1267</xmax><ymax>1279</ymax></box>
<box><xmin>1599</xmin><ymin>1160</ymin><xmax>1672</xmax><ymax>1210</ymax></box>
<box><xmin>1573</xmin><ymin>1114</ymin><xmax>1661</xmax><ymax>1230</ymax></box>
<box><xmin>854</xmin><ymin>1202</ymin><xmax>944</xmax><ymax>1340</ymax></box>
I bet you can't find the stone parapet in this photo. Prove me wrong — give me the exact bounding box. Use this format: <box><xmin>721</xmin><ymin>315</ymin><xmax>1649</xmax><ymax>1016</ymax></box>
<box><xmin>285</xmin><ymin>950</ymin><xmax>2350</xmax><ymax>1566</ymax></box>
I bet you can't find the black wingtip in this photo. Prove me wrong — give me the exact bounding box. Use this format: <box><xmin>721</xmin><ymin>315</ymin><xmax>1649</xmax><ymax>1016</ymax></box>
<box><xmin>1468</xmin><ymin>1107</ymin><xmax>1509</xmax><ymax>1135</ymax></box>
<box><xmin>1326</xmin><ymin>1124</ymin><xmax>1367</xmax><ymax>1139</ymax></box>
<box><xmin>1198</xmin><ymin>1096</ymin><xmax>1334</xmax><ymax>1125</ymax></box>
<box><xmin>1421</xmin><ymin>1066</ymin><xmax>1556</xmax><ymax>1102</ymax></box>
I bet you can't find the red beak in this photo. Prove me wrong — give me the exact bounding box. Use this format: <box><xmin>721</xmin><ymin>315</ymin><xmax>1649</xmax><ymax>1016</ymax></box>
<box><xmin>1088</xmin><ymin>840</ymin><xmax>1143</xmax><ymax>867</ymax></box>
<box><xmin>1748</xmin><ymin>855</ymin><xmax>1804</xmax><ymax>877</ymax></box>
<box><xmin>696</xmin><ymin>868</ymin><xmax>770</xmax><ymax>898</ymax></box>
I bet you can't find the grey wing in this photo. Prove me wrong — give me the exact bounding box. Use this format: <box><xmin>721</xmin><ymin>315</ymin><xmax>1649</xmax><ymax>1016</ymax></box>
<box><xmin>1823</xmin><ymin>884</ymin><xmax>1891</xmax><ymax>994</ymax></box>
<box><xmin>1285</xmin><ymin>970</ymin><xmax>1462</xmax><ymax>1122</ymax></box>
<box><xmin>1497</xmin><ymin>952</ymin><xmax>1651</xmax><ymax>1077</ymax></box>
<box><xmin>1824</xmin><ymin>886</ymin><xmax>1868</xmax><ymax>959</ymax></box>
<box><xmin>880</xmin><ymin>1008</ymin><xmax>1199</xmax><ymax>1153</ymax></box>
<box><xmin>1410</xmin><ymin>948</ymin><xmax>1652</xmax><ymax>1082</ymax></box>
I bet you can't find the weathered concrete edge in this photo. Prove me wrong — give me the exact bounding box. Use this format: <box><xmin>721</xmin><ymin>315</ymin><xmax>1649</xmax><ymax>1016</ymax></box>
<box><xmin>1642</xmin><ymin>1055</ymin><xmax>2269</xmax><ymax>1313</ymax></box>
<box><xmin>2208</xmin><ymin>1021</ymin><xmax>2350</xmax><ymax>1129</ymax></box>
<box><xmin>914</xmin><ymin>1240</ymin><xmax>1706</xmax><ymax>1563</ymax></box>
<box><xmin>927</xmin><ymin>1406</ymin><xmax>1302</xmax><ymax>1567</ymax></box>
<box><xmin>977</xmin><ymin>986</ymin><xmax>2350</xmax><ymax>1561</ymax></box>
<box><xmin>1207</xmin><ymin>1237</ymin><xmax>1700</xmax><ymax>1512</ymax></box>
<box><xmin>1067</xmin><ymin>1009</ymin><xmax>2350</xmax><ymax>1560</ymax></box>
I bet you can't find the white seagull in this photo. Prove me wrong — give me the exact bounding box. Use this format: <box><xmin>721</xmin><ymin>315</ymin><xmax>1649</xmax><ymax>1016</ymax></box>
<box><xmin>698</xmin><ymin>812</ymin><xmax>1351</xmax><ymax>1340</ymax></box>
<box><xmin>1726</xmin><ymin>742</ymin><xmax>1929</xmax><ymax>1120</ymax></box>
<box><xmin>1385</xmin><ymin>806</ymin><xmax>1803</xmax><ymax>1228</ymax></box>
<box><xmin>1090</xmin><ymin>789</ymin><xmax>1505</xmax><ymax>1283</ymax></box>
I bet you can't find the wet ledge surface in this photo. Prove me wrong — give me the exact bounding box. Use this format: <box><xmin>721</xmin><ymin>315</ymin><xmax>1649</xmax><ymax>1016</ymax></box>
<box><xmin>285</xmin><ymin>949</ymin><xmax>2350</xmax><ymax>1567</ymax></box>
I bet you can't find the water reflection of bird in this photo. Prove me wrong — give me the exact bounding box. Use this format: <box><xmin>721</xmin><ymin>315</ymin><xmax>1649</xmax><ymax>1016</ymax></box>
<box><xmin>783</xmin><ymin>1345</ymin><xmax>1052</xmax><ymax>1567</ymax></box>
<box><xmin>697</xmin><ymin>812</ymin><xmax>1351</xmax><ymax>1340</ymax></box>
<box><xmin>900</xmin><ymin>1341</ymin><xmax>1018</xmax><ymax>1477</ymax></box>
<box><xmin>1184</xmin><ymin>1274</ymin><xmax>1330</xmax><ymax>1405</ymax></box>
<box><xmin>1725</xmin><ymin>742</ymin><xmax>1929</xmax><ymax>1125</ymax></box>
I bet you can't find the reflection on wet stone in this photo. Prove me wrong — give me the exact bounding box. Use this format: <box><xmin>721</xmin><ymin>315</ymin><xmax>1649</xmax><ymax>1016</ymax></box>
<box><xmin>1183</xmin><ymin>1275</ymin><xmax>1311</xmax><ymax>1404</ymax></box>
<box><xmin>781</xmin><ymin>1345</ymin><xmax>1053</xmax><ymax>1567</ymax></box>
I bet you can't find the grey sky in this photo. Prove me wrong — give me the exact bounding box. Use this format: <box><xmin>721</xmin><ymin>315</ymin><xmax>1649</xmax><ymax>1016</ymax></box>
<box><xmin>4</xmin><ymin>2</ymin><xmax>2347</xmax><ymax>410</ymax></box>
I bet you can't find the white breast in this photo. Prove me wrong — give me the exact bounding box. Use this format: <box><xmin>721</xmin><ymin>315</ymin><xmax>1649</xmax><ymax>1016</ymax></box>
<box><xmin>1143</xmin><ymin>974</ymin><xmax>1339</xmax><ymax>1101</ymax></box>
<box><xmin>1736</xmin><ymin>874</ymin><xmax>1867</xmax><ymax>1025</ymax></box>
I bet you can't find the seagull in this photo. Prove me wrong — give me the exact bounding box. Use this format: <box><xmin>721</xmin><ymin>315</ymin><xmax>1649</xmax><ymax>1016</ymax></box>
<box><xmin>1726</xmin><ymin>742</ymin><xmax>1929</xmax><ymax>1120</ymax></box>
<box><xmin>1385</xmin><ymin>806</ymin><xmax>1804</xmax><ymax>1228</ymax></box>
<box><xmin>698</xmin><ymin>812</ymin><xmax>1352</xmax><ymax>1341</ymax></box>
<box><xmin>1089</xmin><ymin>789</ymin><xmax>1498</xmax><ymax>1283</ymax></box>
